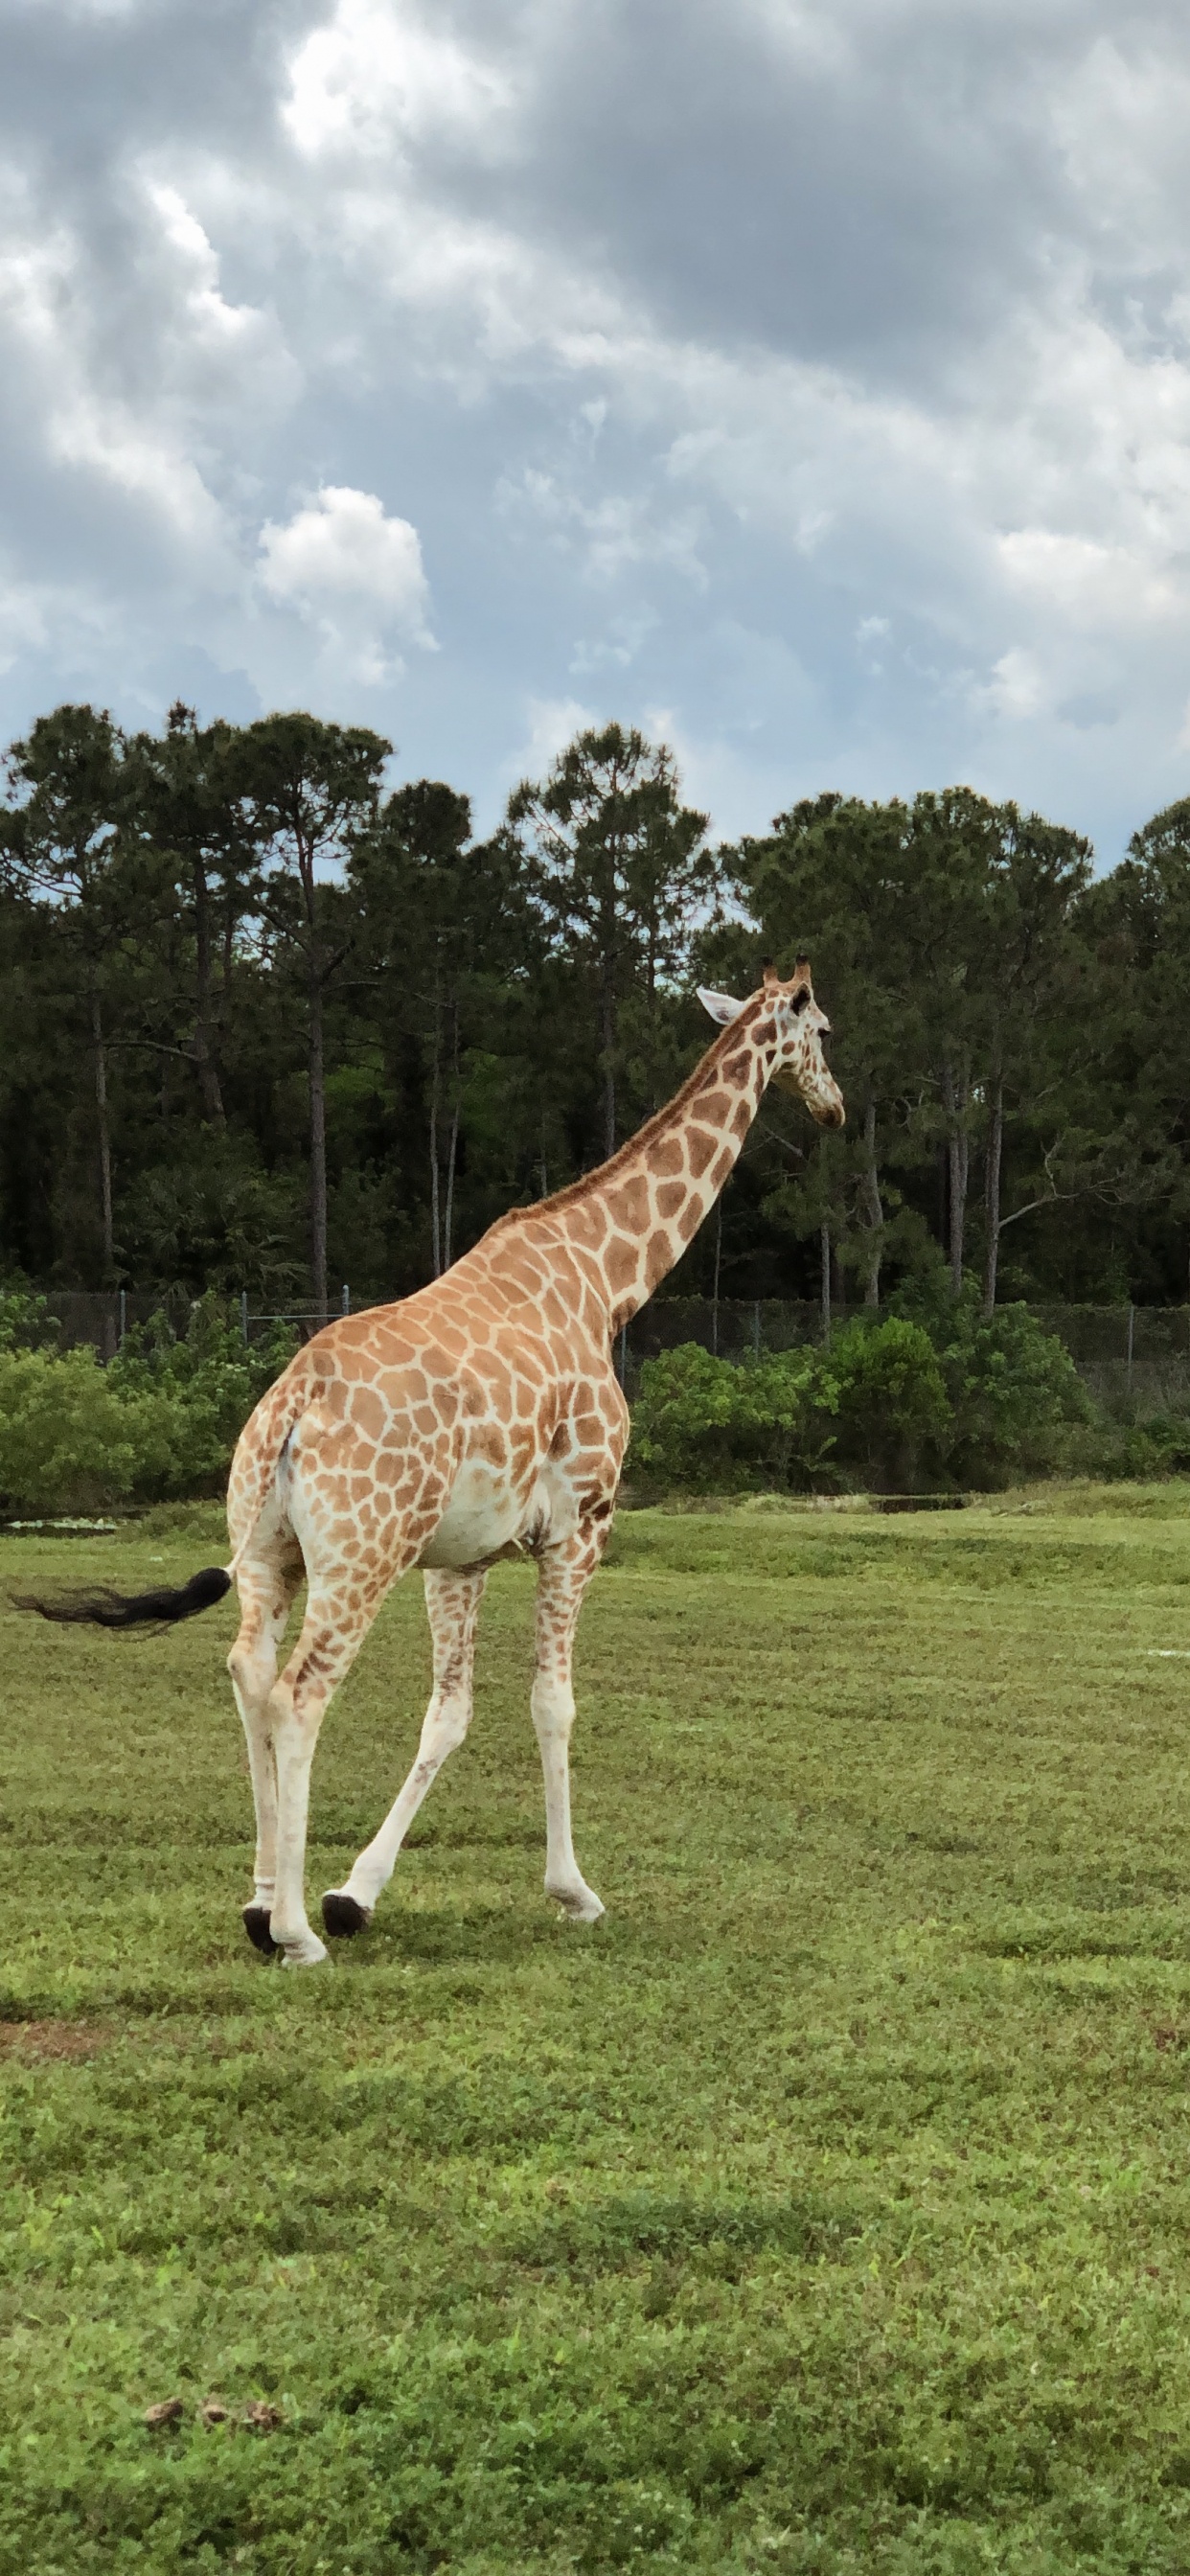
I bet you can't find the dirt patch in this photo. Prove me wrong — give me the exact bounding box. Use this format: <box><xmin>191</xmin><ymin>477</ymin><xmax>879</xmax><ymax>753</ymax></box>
<box><xmin>0</xmin><ymin>2019</ymin><xmax>108</xmax><ymax>2061</ymax></box>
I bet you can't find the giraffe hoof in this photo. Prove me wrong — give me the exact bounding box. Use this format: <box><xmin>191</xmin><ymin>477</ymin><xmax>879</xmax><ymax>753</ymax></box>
<box><xmin>547</xmin><ymin>1883</ymin><xmax>606</xmax><ymax>1924</ymax></box>
<box><xmin>242</xmin><ymin>1904</ymin><xmax>279</xmax><ymax>1957</ymax></box>
<box><xmin>279</xmin><ymin>1932</ymin><xmax>330</xmax><ymax>1969</ymax></box>
<box><xmin>321</xmin><ymin>1889</ymin><xmax>372</xmax><ymax>1940</ymax></box>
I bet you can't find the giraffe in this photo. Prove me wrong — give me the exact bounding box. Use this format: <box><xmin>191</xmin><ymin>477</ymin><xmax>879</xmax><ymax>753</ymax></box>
<box><xmin>22</xmin><ymin>963</ymin><xmax>843</xmax><ymax>1966</ymax></box>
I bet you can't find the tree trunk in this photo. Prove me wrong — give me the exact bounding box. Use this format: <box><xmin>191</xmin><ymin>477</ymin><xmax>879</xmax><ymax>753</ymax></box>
<box><xmin>192</xmin><ymin>852</ymin><xmax>225</xmax><ymax>1125</ymax></box>
<box><xmin>599</xmin><ymin>945</ymin><xmax>616</xmax><ymax>1162</ymax></box>
<box><xmin>860</xmin><ymin>1095</ymin><xmax>883</xmax><ymax>1307</ymax></box>
<box><xmin>309</xmin><ymin>968</ymin><xmax>329</xmax><ymax>1325</ymax></box>
<box><xmin>428</xmin><ymin>968</ymin><xmax>443</xmax><ymax>1277</ymax></box>
<box><xmin>982</xmin><ymin>1072</ymin><xmax>1004</xmax><ymax>1319</ymax></box>
<box><xmin>220</xmin><ymin>893</ymin><xmax>236</xmax><ymax>1055</ymax></box>
<box><xmin>443</xmin><ymin>1001</ymin><xmax>461</xmax><ymax>1271</ymax></box>
<box><xmin>941</xmin><ymin>1061</ymin><xmax>969</xmax><ymax>1296</ymax></box>
<box><xmin>820</xmin><ymin>1222</ymin><xmax>832</xmax><ymax>1346</ymax></box>
<box><xmin>443</xmin><ymin>1104</ymin><xmax>460</xmax><ymax>1273</ymax></box>
<box><xmin>646</xmin><ymin>904</ymin><xmax>660</xmax><ymax>1114</ymax></box>
<box><xmin>90</xmin><ymin>984</ymin><xmax>114</xmax><ymax>1280</ymax></box>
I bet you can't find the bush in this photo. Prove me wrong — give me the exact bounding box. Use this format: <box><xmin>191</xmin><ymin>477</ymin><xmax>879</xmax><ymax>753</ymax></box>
<box><xmin>930</xmin><ymin>1292</ymin><xmax>1091</xmax><ymax>1487</ymax></box>
<box><xmin>0</xmin><ymin>1297</ymin><xmax>296</xmax><ymax>1516</ymax></box>
<box><xmin>0</xmin><ymin>1345</ymin><xmax>172</xmax><ymax>1514</ymax></box>
<box><xmin>107</xmin><ymin>1295</ymin><xmax>297</xmax><ymax>1497</ymax></box>
<box><xmin>629</xmin><ymin>1302</ymin><xmax>1093</xmax><ymax>1497</ymax></box>
<box><xmin>0</xmin><ymin>1284</ymin><xmax>62</xmax><ymax>1353</ymax></box>
<box><xmin>630</xmin><ymin>1321</ymin><xmax>950</xmax><ymax>1496</ymax></box>
<box><xmin>629</xmin><ymin>1342</ymin><xmax>833</xmax><ymax>1493</ymax></box>
<box><xmin>1055</xmin><ymin>1411</ymin><xmax>1190</xmax><ymax>1483</ymax></box>
<box><xmin>820</xmin><ymin>1317</ymin><xmax>950</xmax><ymax>1491</ymax></box>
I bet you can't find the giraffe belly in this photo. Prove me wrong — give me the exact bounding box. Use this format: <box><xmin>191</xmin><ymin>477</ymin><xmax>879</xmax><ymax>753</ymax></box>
<box><xmin>417</xmin><ymin>1461</ymin><xmax>547</xmax><ymax>1571</ymax></box>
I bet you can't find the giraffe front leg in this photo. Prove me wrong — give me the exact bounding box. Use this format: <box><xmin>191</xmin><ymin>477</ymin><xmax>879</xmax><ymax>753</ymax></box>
<box><xmin>533</xmin><ymin>1525</ymin><xmax>609</xmax><ymax>1924</ymax></box>
<box><xmin>323</xmin><ymin>1568</ymin><xmax>487</xmax><ymax>1938</ymax></box>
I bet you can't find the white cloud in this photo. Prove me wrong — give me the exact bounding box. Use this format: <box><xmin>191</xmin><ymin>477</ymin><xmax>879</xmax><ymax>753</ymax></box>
<box><xmin>996</xmin><ymin>528</ymin><xmax>1184</xmax><ymax>631</ymax></box>
<box><xmin>0</xmin><ymin>196</ymin><xmax>233</xmax><ymax>562</ymax></box>
<box><xmin>257</xmin><ymin>485</ymin><xmax>435</xmax><ymax>681</ymax></box>
<box><xmin>978</xmin><ymin>648</ymin><xmax>1050</xmax><ymax>724</ymax></box>
<box><xmin>505</xmin><ymin>695</ymin><xmax>598</xmax><ymax>786</ymax></box>
<box><xmin>3</xmin><ymin>0</ymin><xmax>1190</xmax><ymax>849</ymax></box>
<box><xmin>283</xmin><ymin>0</ymin><xmax>517</xmax><ymax>160</ymax></box>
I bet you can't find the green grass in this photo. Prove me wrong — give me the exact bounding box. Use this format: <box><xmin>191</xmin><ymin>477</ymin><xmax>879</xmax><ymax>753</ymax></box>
<box><xmin>9</xmin><ymin>1489</ymin><xmax>1190</xmax><ymax>2571</ymax></box>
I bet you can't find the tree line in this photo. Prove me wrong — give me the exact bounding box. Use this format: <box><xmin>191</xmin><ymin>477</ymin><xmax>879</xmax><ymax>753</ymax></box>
<box><xmin>0</xmin><ymin>701</ymin><xmax>1187</xmax><ymax>1322</ymax></box>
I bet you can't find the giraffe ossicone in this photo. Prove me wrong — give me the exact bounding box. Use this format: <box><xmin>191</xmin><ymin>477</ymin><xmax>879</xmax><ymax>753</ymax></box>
<box><xmin>21</xmin><ymin>965</ymin><xmax>843</xmax><ymax>1967</ymax></box>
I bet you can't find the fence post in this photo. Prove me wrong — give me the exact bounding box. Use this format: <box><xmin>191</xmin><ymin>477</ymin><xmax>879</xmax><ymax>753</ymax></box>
<box><xmin>342</xmin><ymin>1283</ymin><xmax>351</xmax><ymax>1316</ymax></box>
<box><xmin>118</xmin><ymin>1287</ymin><xmax>126</xmax><ymax>1350</ymax></box>
<box><xmin>240</xmin><ymin>1290</ymin><xmax>249</xmax><ymax>1347</ymax></box>
<box><xmin>1127</xmin><ymin>1301</ymin><xmax>1134</xmax><ymax>1392</ymax></box>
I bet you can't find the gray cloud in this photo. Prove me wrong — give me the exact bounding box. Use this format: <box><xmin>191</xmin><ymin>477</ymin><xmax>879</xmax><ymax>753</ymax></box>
<box><xmin>2</xmin><ymin>0</ymin><xmax>1190</xmax><ymax>858</ymax></box>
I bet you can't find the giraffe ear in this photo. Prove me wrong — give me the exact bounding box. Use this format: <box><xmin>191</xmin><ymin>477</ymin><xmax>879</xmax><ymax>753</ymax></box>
<box><xmin>698</xmin><ymin>987</ymin><xmax>745</xmax><ymax>1025</ymax></box>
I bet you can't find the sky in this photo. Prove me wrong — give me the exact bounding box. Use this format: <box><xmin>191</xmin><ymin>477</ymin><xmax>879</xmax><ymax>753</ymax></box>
<box><xmin>2</xmin><ymin>0</ymin><xmax>1190</xmax><ymax>864</ymax></box>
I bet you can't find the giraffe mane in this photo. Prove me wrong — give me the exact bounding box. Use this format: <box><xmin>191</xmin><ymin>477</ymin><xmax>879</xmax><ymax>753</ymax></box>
<box><xmin>492</xmin><ymin>978</ymin><xmax>793</xmax><ymax>1230</ymax></box>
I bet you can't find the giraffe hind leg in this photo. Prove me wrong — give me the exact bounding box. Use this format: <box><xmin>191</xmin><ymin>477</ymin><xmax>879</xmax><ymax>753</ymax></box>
<box><xmin>265</xmin><ymin>1566</ymin><xmax>413</xmax><ymax>1970</ymax></box>
<box><xmin>226</xmin><ymin>1536</ymin><xmax>305</xmax><ymax>1959</ymax></box>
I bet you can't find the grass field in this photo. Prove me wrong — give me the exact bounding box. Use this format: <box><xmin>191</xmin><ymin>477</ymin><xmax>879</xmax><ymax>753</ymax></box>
<box><xmin>10</xmin><ymin>1491</ymin><xmax>1190</xmax><ymax>2572</ymax></box>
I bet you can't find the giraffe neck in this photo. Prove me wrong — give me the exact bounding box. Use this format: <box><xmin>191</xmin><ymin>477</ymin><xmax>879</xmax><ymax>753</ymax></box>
<box><xmin>549</xmin><ymin>1010</ymin><xmax>773</xmax><ymax>1331</ymax></box>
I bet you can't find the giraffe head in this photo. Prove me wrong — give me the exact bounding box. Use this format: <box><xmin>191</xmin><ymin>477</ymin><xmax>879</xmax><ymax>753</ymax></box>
<box><xmin>698</xmin><ymin>959</ymin><xmax>845</xmax><ymax>1127</ymax></box>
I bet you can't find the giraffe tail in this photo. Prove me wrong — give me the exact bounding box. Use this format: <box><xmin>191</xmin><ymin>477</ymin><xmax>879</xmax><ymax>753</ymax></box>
<box><xmin>14</xmin><ymin>1349</ymin><xmax>324</xmax><ymax>1631</ymax></box>
<box><xmin>12</xmin><ymin>1566</ymin><xmax>232</xmax><ymax>1630</ymax></box>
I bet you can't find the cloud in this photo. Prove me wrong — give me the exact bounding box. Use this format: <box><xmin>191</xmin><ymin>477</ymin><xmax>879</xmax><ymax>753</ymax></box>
<box><xmin>258</xmin><ymin>485</ymin><xmax>435</xmax><ymax>680</ymax></box>
<box><xmin>505</xmin><ymin>694</ymin><xmax>598</xmax><ymax>788</ymax></box>
<box><xmin>283</xmin><ymin>0</ymin><xmax>518</xmax><ymax>161</ymax></box>
<box><xmin>1</xmin><ymin>0</ymin><xmax>1190</xmax><ymax>852</ymax></box>
<box><xmin>498</xmin><ymin>466</ymin><xmax>707</xmax><ymax>587</ymax></box>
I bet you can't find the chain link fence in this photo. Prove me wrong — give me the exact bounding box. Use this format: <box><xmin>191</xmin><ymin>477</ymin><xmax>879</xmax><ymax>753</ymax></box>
<box><xmin>621</xmin><ymin>1298</ymin><xmax>1190</xmax><ymax>1409</ymax></box>
<box><xmin>25</xmin><ymin>1285</ymin><xmax>1190</xmax><ymax>1414</ymax></box>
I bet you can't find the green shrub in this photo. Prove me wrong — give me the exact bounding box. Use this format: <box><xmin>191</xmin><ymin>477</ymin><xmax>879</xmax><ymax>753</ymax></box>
<box><xmin>631</xmin><ymin>1320</ymin><xmax>952</xmax><ymax>1496</ymax></box>
<box><xmin>820</xmin><ymin>1317</ymin><xmax>950</xmax><ymax>1491</ymax></box>
<box><xmin>930</xmin><ymin>1293</ymin><xmax>1091</xmax><ymax>1487</ymax></box>
<box><xmin>629</xmin><ymin>1344</ymin><xmax>748</xmax><ymax>1491</ymax></box>
<box><xmin>0</xmin><ymin>1345</ymin><xmax>173</xmax><ymax>1514</ymax></box>
<box><xmin>0</xmin><ymin>1297</ymin><xmax>296</xmax><ymax>1516</ymax></box>
<box><xmin>107</xmin><ymin>1294</ymin><xmax>296</xmax><ymax>1497</ymax></box>
<box><xmin>1055</xmin><ymin>1410</ymin><xmax>1190</xmax><ymax>1483</ymax></box>
<box><xmin>629</xmin><ymin>1303</ymin><xmax>1090</xmax><ymax>1497</ymax></box>
<box><xmin>629</xmin><ymin>1342</ymin><xmax>833</xmax><ymax>1492</ymax></box>
<box><xmin>0</xmin><ymin>1284</ymin><xmax>62</xmax><ymax>1352</ymax></box>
